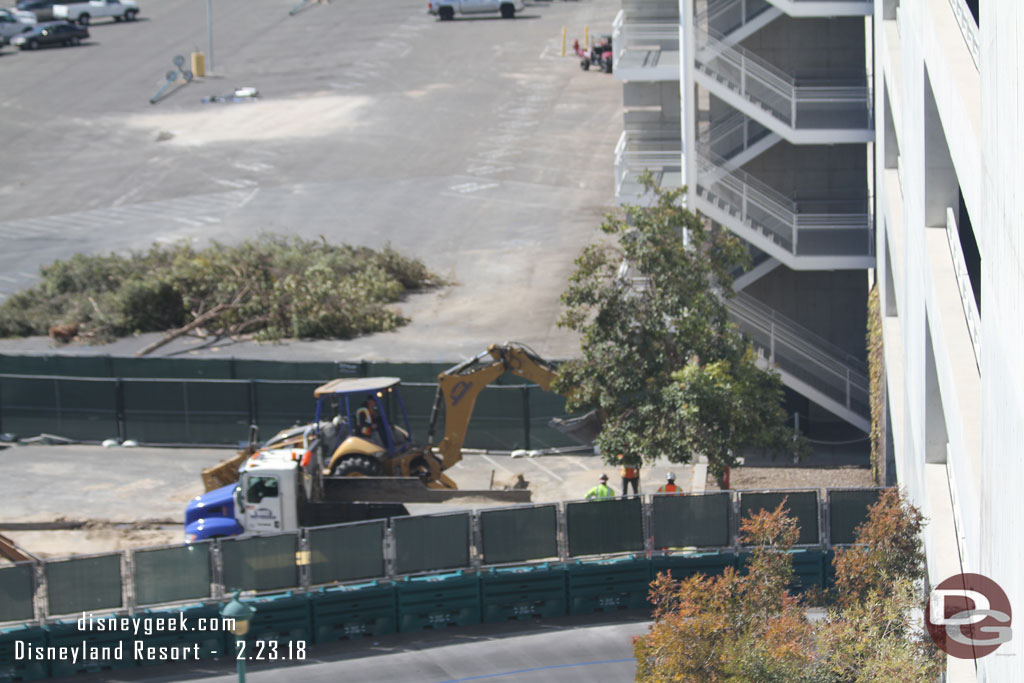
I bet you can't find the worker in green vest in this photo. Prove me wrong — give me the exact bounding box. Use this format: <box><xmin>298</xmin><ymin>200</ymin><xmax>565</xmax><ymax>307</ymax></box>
<box><xmin>586</xmin><ymin>473</ymin><xmax>615</xmax><ymax>500</ymax></box>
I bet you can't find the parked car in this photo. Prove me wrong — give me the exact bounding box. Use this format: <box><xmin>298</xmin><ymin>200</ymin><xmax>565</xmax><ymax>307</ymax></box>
<box><xmin>14</xmin><ymin>0</ymin><xmax>58</xmax><ymax>21</ymax></box>
<box><xmin>427</xmin><ymin>0</ymin><xmax>525</xmax><ymax>21</ymax></box>
<box><xmin>1</xmin><ymin>7</ymin><xmax>37</xmax><ymax>31</ymax></box>
<box><xmin>11</xmin><ymin>19</ymin><xmax>87</xmax><ymax>48</ymax></box>
<box><xmin>53</xmin><ymin>0</ymin><xmax>138</xmax><ymax>25</ymax></box>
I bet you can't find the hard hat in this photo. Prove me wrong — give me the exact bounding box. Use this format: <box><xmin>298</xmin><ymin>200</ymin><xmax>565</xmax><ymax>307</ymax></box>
<box><xmin>599</xmin><ymin>473</ymin><xmax>608</xmax><ymax>481</ymax></box>
<box><xmin>666</xmin><ymin>472</ymin><xmax>675</xmax><ymax>482</ymax></box>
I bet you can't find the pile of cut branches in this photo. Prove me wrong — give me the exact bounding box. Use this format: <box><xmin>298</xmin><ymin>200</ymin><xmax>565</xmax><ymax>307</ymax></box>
<box><xmin>0</xmin><ymin>236</ymin><xmax>444</xmax><ymax>354</ymax></box>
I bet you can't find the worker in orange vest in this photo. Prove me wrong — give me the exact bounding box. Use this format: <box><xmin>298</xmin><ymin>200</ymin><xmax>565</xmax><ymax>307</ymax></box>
<box><xmin>657</xmin><ymin>472</ymin><xmax>682</xmax><ymax>494</ymax></box>
<box><xmin>618</xmin><ymin>453</ymin><xmax>640</xmax><ymax>497</ymax></box>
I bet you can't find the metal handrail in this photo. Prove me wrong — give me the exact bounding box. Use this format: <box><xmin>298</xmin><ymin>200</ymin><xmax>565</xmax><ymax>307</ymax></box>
<box><xmin>947</xmin><ymin>0</ymin><xmax>980</xmax><ymax>69</ymax></box>
<box><xmin>697</xmin><ymin>0</ymin><xmax>774</xmax><ymax>38</ymax></box>
<box><xmin>696</xmin><ymin>27</ymin><xmax>870</xmax><ymax>129</ymax></box>
<box><xmin>728</xmin><ymin>292</ymin><xmax>869</xmax><ymax>375</ymax></box>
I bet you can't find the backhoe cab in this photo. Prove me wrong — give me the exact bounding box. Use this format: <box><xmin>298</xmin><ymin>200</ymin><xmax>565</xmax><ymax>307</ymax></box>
<box><xmin>308</xmin><ymin>377</ymin><xmax>454</xmax><ymax>487</ymax></box>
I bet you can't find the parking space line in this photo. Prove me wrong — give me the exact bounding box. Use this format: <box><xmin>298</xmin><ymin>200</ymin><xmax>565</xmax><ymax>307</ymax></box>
<box><xmin>528</xmin><ymin>457</ymin><xmax>564</xmax><ymax>482</ymax></box>
<box><xmin>481</xmin><ymin>453</ymin><xmax>512</xmax><ymax>474</ymax></box>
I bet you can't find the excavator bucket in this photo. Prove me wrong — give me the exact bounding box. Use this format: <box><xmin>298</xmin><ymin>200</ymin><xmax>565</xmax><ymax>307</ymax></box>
<box><xmin>549</xmin><ymin>409</ymin><xmax>602</xmax><ymax>445</ymax></box>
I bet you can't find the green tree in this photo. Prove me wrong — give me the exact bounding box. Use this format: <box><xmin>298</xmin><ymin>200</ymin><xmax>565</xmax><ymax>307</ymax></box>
<box><xmin>555</xmin><ymin>178</ymin><xmax>798</xmax><ymax>475</ymax></box>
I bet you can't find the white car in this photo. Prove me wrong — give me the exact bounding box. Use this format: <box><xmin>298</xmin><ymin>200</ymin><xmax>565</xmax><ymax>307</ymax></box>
<box><xmin>427</xmin><ymin>0</ymin><xmax>525</xmax><ymax>21</ymax></box>
<box><xmin>0</xmin><ymin>8</ymin><xmax>36</xmax><ymax>42</ymax></box>
<box><xmin>52</xmin><ymin>0</ymin><xmax>138</xmax><ymax>25</ymax></box>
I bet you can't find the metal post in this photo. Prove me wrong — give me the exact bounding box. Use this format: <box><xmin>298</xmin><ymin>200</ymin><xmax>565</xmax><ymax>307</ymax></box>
<box><xmin>769</xmin><ymin>322</ymin><xmax>775</xmax><ymax>364</ymax></box>
<box><xmin>561</xmin><ymin>26</ymin><xmax>566</xmax><ymax>57</ymax></box>
<box><xmin>116</xmin><ymin>378</ymin><xmax>126</xmax><ymax>443</ymax></box>
<box><xmin>206</xmin><ymin>0</ymin><xmax>214</xmax><ymax>74</ymax></box>
<box><xmin>236</xmin><ymin>634</ymin><xmax>246</xmax><ymax>683</ymax></box>
<box><xmin>740</xmin><ymin>53</ymin><xmax>746</xmax><ymax>95</ymax></box>
<box><xmin>521</xmin><ymin>386</ymin><xmax>531</xmax><ymax>451</ymax></box>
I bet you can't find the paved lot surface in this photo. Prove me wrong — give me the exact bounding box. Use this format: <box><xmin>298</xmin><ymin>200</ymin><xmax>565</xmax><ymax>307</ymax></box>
<box><xmin>71</xmin><ymin>615</ymin><xmax>648</xmax><ymax>683</ymax></box>
<box><xmin>0</xmin><ymin>0</ymin><xmax>623</xmax><ymax>362</ymax></box>
<box><xmin>0</xmin><ymin>443</ymin><xmax>695</xmax><ymax>556</ymax></box>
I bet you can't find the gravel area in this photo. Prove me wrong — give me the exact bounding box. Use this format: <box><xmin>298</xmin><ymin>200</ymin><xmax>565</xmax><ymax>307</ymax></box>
<box><xmin>706</xmin><ymin>465</ymin><xmax>875</xmax><ymax>493</ymax></box>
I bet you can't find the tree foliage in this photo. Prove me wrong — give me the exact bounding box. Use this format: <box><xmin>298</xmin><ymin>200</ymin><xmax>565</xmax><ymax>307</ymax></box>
<box><xmin>634</xmin><ymin>490</ymin><xmax>943</xmax><ymax>682</ymax></box>
<box><xmin>0</xmin><ymin>235</ymin><xmax>443</xmax><ymax>346</ymax></box>
<box><xmin>555</xmin><ymin>178</ymin><xmax>798</xmax><ymax>475</ymax></box>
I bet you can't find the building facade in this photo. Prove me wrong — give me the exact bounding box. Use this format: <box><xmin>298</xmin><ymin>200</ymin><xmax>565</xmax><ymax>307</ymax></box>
<box><xmin>615</xmin><ymin>0</ymin><xmax>1022</xmax><ymax>677</ymax></box>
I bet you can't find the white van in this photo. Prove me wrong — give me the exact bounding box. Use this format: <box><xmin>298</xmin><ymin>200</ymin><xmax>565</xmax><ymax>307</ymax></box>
<box><xmin>428</xmin><ymin>0</ymin><xmax>525</xmax><ymax>21</ymax></box>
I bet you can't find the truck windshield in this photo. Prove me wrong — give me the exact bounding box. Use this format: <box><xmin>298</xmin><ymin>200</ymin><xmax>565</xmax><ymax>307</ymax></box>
<box><xmin>246</xmin><ymin>476</ymin><xmax>279</xmax><ymax>504</ymax></box>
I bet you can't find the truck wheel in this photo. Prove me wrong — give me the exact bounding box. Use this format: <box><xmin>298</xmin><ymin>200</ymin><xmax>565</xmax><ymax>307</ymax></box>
<box><xmin>78</xmin><ymin>13</ymin><xmax>89</xmax><ymax>25</ymax></box>
<box><xmin>331</xmin><ymin>455</ymin><xmax>383</xmax><ymax>477</ymax></box>
<box><xmin>500</xmin><ymin>3</ymin><xmax>515</xmax><ymax>18</ymax></box>
<box><xmin>580</xmin><ymin>59</ymin><xmax>589</xmax><ymax>71</ymax></box>
<box><xmin>70</xmin><ymin>36</ymin><xmax>80</xmax><ymax>46</ymax></box>
<box><xmin>125</xmin><ymin>9</ymin><xmax>137</xmax><ymax>20</ymax></box>
<box><xmin>26</xmin><ymin>39</ymin><xmax>38</xmax><ymax>50</ymax></box>
<box><xmin>438</xmin><ymin>6</ymin><xmax>454</xmax><ymax>20</ymax></box>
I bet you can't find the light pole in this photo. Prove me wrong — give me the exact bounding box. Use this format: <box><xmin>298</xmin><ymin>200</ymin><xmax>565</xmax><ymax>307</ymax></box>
<box><xmin>205</xmin><ymin>0</ymin><xmax>214</xmax><ymax>74</ymax></box>
<box><xmin>220</xmin><ymin>591</ymin><xmax>255</xmax><ymax>683</ymax></box>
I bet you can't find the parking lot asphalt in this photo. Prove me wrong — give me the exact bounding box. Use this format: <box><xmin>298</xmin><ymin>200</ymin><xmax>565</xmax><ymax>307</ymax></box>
<box><xmin>0</xmin><ymin>0</ymin><xmax>624</xmax><ymax>362</ymax></box>
<box><xmin>69</xmin><ymin>615</ymin><xmax>648</xmax><ymax>683</ymax></box>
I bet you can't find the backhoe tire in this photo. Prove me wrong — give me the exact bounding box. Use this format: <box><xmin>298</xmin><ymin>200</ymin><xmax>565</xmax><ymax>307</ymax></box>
<box><xmin>330</xmin><ymin>455</ymin><xmax>383</xmax><ymax>477</ymax></box>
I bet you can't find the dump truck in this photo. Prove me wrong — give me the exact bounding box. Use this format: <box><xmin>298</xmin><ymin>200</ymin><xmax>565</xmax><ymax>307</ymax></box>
<box><xmin>186</xmin><ymin>342</ymin><xmax>593</xmax><ymax>541</ymax></box>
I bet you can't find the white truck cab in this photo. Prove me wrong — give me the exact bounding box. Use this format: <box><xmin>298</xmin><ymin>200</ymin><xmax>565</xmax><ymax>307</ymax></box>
<box><xmin>428</xmin><ymin>0</ymin><xmax>525</xmax><ymax>21</ymax></box>
<box><xmin>234</xmin><ymin>445</ymin><xmax>308</xmax><ymax>535</ymax></box>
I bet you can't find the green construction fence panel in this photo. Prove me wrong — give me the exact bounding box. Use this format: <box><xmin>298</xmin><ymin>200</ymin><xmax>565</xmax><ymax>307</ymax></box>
<box><xmin>220</xmin><ymin>533</ymin><xmax>299</xmax><ymax>593</ymax></box>
<box><xmin>651</xmin><ymin>492</ymin><xmax>731</xmax><ymax>549</ymax></box>
<box><xmin>650</xmin><ymin>551</ymin><xmax>738</xmax><ymax>582</ymax></box>
<box><xmin>239</xmin><ymin>591</ymin><xmax>313</xmax><ymax>645</ymax></box>
<box><xmin>233</xmin><ymin>359</ymin><xmax>337</xmax><ymax>381</ymax></box>
<box><xmin>310</xmin><ymin>580</ymin><xmax>397</xmax><ymax>643</ymax></box>
<box><xmin>44</xmin><ymin>553</ymin><xmax>123</xmax><ymax>617</ymax></box>
<box><xmin>252</xmin><ymin>380</ymin><xmax>319</xmax><ymax>438</ymax></box>
<box><xmin>828</xmin><ymin>488</ymin><xmax>884</xmax><ymax>545</ymax></box>
<box><xmin>367</xmin><ymin>362</ymin><xmax>451</xmax><ymax>384</ymax></box>
<box><xmin>110</xmin><ymin>357</ymin><xmax>234</xmax><ymax>379</ymax></box>
<box><xmin>133</xmin><ymin>602</ymin><xmax>229</xmax><ymax>665</ymax></box>
<box><xmin>739</xmin><ymin>491</ymin><xmax>821</xmax><ymax>546</ymax></box>
<box><xmin>479</xmin><ymin>505</ymin><xmax>558</xmax><ymax>565</ymax></box>
<box><xmin>566</xmin><ymin>497</ymin><xmax>645</xmax><ymax>557</ymax></box>
<box><xmin>522</xmin><ymin>388</ymin><xmax>579</xmax><ymax>449</ymax></box>
<box><xmin>566</xmin><ymin>556</ymin><xmax>650</xmax><ymax>615</ymax></box>
<box><xmin>0</xmin><ymin>624</ymin><xmax>49</xmax><ymax>682</ymax></box>
<box><xmin>396</xmin><ymin>571</ymin><xmax>481</xmax><ymax>632</ymax></box>
<box><xmin>0</xmin><ymin>563</ymin><xmax>35</xmax><ymax>623</ymax></box>
<box><xmin>122</xmin><ymin>379</ymin><xmax>249</xmax><ymax>444</ymax></box>
<box><xmin>462</xmin><ymin>387</ymin><xmax>529</xmax><ymax>451</ymax></box>
<box><xmin>132</xmin><ymin>543</ymin><xmax>212</xmax><ymax>606</ymax></box>
<box><xmin>738</xmin><ymin>549</ymin><xmax>826</xmax><ymax>593</ymax></box>
<box><xmin>0</xmin><ymin>376</ymin><xmax>118</xmax><ymax>442</ymax></box>
<box><xmin>308</xmin><ymin>520</ymin><xmax>386</xmax><ymax>586</ymax></box>
<box><xmin>479</xmin><ymin>563</ymin><xmax>567</xmax><ymax>622</ymax></box>
<box><xmin>392</xmin><ymin>513</ymin><xmax>470</xmax><ymax>576</ymax></box>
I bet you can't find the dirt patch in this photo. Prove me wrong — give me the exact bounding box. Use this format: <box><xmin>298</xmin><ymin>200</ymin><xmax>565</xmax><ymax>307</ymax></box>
<box><xmin>3</xmin><ymin>522</ymin><xmax>182</xmax><ymax>560</ymax></box>
<box><xmin>124</xmin><ymin>94</ymin><xmax>372</xmax><ymax>146</ymax></box>
<box><xmin>706</xmin><ymin>466</ymin><xmax>874</xmax><ymax>493</ymax></box>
